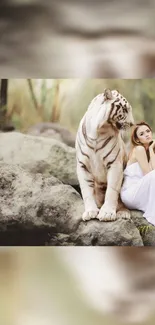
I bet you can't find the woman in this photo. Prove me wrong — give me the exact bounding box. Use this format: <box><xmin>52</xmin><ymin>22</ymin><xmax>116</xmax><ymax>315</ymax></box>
<box><xmin>121</xmin><ymin>121</ymin><xmax>155</xmax><ymax>226</ymax></box>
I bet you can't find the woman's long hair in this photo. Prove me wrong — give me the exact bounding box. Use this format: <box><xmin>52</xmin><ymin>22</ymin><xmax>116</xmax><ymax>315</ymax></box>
<box><xmin>129</xmin><ymin>121</ymin><xmax>152</xmax><ymax>162</ymax></box>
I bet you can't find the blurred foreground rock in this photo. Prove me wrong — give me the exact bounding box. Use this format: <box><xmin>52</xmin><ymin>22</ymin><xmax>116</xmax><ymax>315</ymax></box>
<box><xmin>0</xmin><ymin>132</ymin><xmax>154</xmax><ymax>246</ymax></box>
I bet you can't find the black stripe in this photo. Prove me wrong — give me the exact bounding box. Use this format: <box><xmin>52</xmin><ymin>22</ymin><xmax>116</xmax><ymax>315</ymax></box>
<box><xmin>77</xmin><ymin>139</ymin><xmax>90</xmax><ymax>159</ymax></box>
<box><xmin>82</xmin><ymin>119</ymin><xmax>87</xmax><ymax>138</ymax></box>
<box><xmin>97</xmin><ymin>137</ymin><xmax>108</xmax><ymax>144</ymax></box>
<box><xmin>77</xmin><ymin>130</ymin><xmax>85</xmax><ymax>146</ymax></box>
<box><xmin>84</xmin><ymin>179</ymin><xmax>94</xmax><ymax>188</ymax></box>
<box><xmin>96</xmin><ymin>136</ymin><xmax>113</xmax><ymax>152</ymax></box>
<box><xmin>110</xmin><ymin>100</ymin><xmax>122</xmax><ymax>120</ymax></box>
<box><xmin>86</xmin><ymin>179</ymin><xmax>94</xmax><ymax>183</ymax></box>
<box><xmin>86</xmin><ymin>179</ymin><xmax>94</xmax><ymax>188</ymax></box>
<box><xmin>111</xmin><ymin>106</ymin><xmax>121</xmax><ymax>120</ymax></box>
<box><xmin>78</xmin><ymin>159</ymin><xmax>90</xmax><ymax>173</ymax></box>
<box><xmin>103</xmin><ymin>141</ymin><xmax>117</xmax><ymax>160</ymax></box>
<box><xmin>106</xmin><ymin>148</ymin><xmax>120</xmax><ymax>169</ymax></box>
<box><xmin>108</xmin><ymin>102</ymin><xmax>115</xmax><ymax>121</ymax></box>
<box><xmin>82</xmin><ymin>119</ymin><xmax>94</xmax><ymax>149</ymax></box>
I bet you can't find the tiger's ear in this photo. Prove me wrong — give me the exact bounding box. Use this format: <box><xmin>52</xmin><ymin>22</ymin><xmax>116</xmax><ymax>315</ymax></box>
<box><xmin>113</xmin><ymin>89</ymin><xmax>119</xmax><ymax>95</ymax></box>
<box><xmin>104</xmin><ymin>89</ymin><xmax>113</xmax><ymax>100</ymax></box>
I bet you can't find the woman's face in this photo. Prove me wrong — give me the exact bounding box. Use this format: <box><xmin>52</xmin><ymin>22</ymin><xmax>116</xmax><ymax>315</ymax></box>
<box><xmin>136</xmin><ymin>125</ymin><xmax>152</xmax><ymax>145</ymax></box>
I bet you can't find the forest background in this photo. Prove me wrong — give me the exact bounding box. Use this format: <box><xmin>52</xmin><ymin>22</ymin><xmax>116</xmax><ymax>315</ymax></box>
<box><xmin>0</xmin><ymin>79</ymin><xmax>155</xmax><ymax>137</ymax></box>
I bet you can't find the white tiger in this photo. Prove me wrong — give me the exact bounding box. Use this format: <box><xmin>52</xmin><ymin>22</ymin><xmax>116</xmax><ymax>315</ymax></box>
<box><xmin>76</xmin><ymin>89</ymin><xmax>134</xmax><ymax>222</ymax></box>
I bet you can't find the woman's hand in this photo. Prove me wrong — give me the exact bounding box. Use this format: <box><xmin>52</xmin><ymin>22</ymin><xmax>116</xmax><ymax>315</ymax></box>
<box><xmin>149</xmin><ymin>140</ymin><xmax>155</xmax><ymax>170</ymax></box>
<box><xmin>149</xmin><ymin>140</ymin><xmax>155</xmax><ymax>150</ymax></box>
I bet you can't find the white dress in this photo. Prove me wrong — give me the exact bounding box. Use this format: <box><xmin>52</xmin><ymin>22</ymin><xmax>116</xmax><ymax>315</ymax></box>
<box><xmin>120</xmin><ymin>162</ymin><xmax>155</xmax><ymax>226</ymax></box>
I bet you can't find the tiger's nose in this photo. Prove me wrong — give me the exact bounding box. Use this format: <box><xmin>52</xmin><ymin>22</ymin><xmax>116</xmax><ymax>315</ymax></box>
<box><xmin>130</xmin><ymin>122</ymin><xmax>134</xmax><ymax>127</ymax></box>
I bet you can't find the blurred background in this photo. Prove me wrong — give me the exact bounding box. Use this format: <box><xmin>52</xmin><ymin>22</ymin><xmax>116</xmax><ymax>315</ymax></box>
<box><xmin>1</xmin><ymin>247</ymin><xmax>155</xmax><ymax>325</ymax></box>
<box><xmin>0</xmin><ymin>1</ymin><xmax>155</xmax><ymax>77</ymax></box>
<box><xmin>0</xmin><ymin>78</ymin><xmax>155</xmax><ymax>137</ymax></box>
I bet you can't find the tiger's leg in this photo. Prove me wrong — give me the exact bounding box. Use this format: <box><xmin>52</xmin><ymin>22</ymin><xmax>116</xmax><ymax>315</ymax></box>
<box><xmin>97</xmin><ymin>164</ymin><xmax>123</xmax><ymax>221</ymax></box>
<box><xmin>77</xmin><ymin>162</ymin><xmax>99</xmax><ymax>221</ymax></box>
<box><xmin>116</xmin><ymin>195</ymin><xmax>131</xmax><ymax>220</ymax></box>
<box><xmin>94</xmin><ymin>182</ymin><xmax>106</xmax><ymax>209</ymax></box>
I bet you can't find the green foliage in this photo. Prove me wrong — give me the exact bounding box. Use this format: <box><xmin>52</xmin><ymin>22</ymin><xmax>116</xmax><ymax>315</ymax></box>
<box><xmin>5</xmin><ymin>79</ymin><xmax>155</xmax><ymax>133</ymax></box>
<box><xmin>11</xmin><ymin>113</ymin><xmax>23</xmax><ymax>130</ymax></box>
<box><xmin>40</xmin><ymin>79</ymin><xmax>47</xmax><ymax>107</ymax></box>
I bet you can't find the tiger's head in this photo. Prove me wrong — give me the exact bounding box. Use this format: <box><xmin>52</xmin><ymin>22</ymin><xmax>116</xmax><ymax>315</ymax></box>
<box><xmin>104</xmin><ymin>89</ymin><xmax>134</xmax><ymax>131</ymax></box>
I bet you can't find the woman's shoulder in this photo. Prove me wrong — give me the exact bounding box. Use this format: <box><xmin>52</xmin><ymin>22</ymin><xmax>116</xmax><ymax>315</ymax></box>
<box><xmin>134</xmin><ymin>145</ymin><xmax>145</xmax><ymax>152</ymax></box>
<box><xmin>128</xmin><ymin>146</ymin><xmax>145</xmax><ymax>164</ymax></box>
<box><xmin>133</xmin><ymin>146</ymin><xmax>147</xmax><ymax>162</ymax></box>
<box><xmin>134</xmin><ymin>146</ymin><xmax>146</xmax><ymax>156</ymax></box>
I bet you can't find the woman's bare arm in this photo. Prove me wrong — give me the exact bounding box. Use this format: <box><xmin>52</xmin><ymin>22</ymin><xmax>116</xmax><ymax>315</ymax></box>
<box><xmin>134</xmin><ymin>146</ymin><xmax>151</xmax><ymax>175</ymax></box>
<box><xmin>149</xmin><ymin>141</ymin><xmax>155</xmax><ymax>170</ymax></box>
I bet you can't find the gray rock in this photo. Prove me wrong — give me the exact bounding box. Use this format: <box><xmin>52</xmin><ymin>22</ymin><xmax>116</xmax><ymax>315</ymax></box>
<box><xmin>27</xmin><ymin>122</ymin><xmax>76</xmax><ymax>148</ymax></box>
<box><xmin>131</xmin><ymin>210</ymin><xmax>155</xmax><ymax>246</ymax></box>
<box><xmin>0</xmin><ymin>132</ymin><xmax>153</xmax><ymax>246</ymax></box>
<box><xmin>0</xmin><ymin>131</ymin><xmax>77</xmax><ymax>186</ymax></box>
<box><xmin>0</xmin><ymin>162</ymin><xmax>143</xmax><ymax>246</ymax></box>
<box><xmin>0</xmin><ymin>162</ymin><xmax>82</xmax><ymax>245</ymax></box>
<box><xmin>72</xmin><ymin>218</ymin><xmax>143</xmax><ymax>246</ymax></box>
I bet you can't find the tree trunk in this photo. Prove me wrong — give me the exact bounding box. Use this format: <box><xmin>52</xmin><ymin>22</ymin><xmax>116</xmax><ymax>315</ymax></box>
<box><xmin>51</xmin><ymin>80</ymin><xmax>60</xmax><ymax>122</ymax></box>
<box><xmin>0</xmin><ymin>79</ymin><xmax>15</xmax><ymax>131</ymax></box>
<box><xmin>27</xmin><ymin>79</ymin><xmax>44</xmax><ymax>118</ymax></box>
<box><xmin>27</xmin><ymin>79</ymin><xmax>38</xmax><ymax>111</ymax></box>
<box><xmin>0</xmin><ymin>79</ymin><xmax>8</xmax><ymax>108</ymax></box>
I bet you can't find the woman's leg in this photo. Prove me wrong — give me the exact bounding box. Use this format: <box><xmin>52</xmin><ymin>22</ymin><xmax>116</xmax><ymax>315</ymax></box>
<box><xmin>141</xmin><ymin>170</ymin><xmax>155</xmax><ymax>225</ymax></box>
<box><xmin>121</xmin><ymin>170</ymin><xmax>155</xmax><ymax>225</ymax></box>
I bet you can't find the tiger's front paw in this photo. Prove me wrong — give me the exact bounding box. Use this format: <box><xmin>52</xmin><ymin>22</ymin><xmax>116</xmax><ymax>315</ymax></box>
<box><xmin>117</xmin><ymin>209</ymin><xmax>131</xmax><ymax>220</ymax></box>
<box><xmin>82</xmin><ymin>209</ymin><xmax>99</xmax><ymax>221</ymax></box>
<box><xmin>97</xmin><ymin>205</ymin><xmax>117</xmax><ymax>221</ymax></box>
